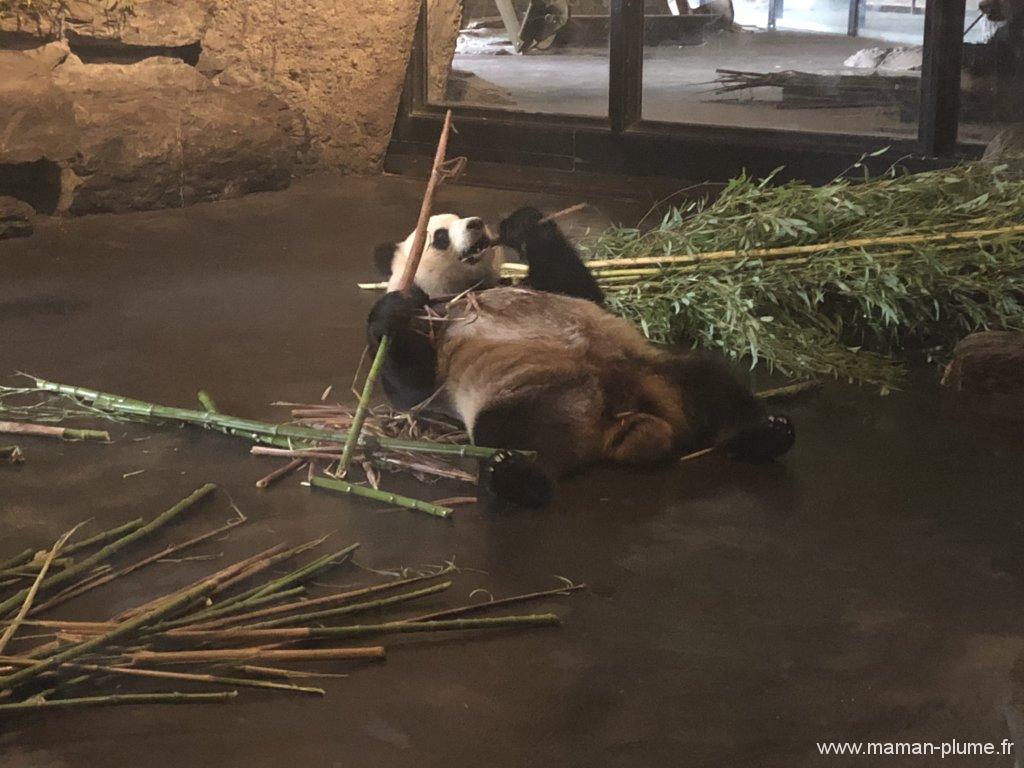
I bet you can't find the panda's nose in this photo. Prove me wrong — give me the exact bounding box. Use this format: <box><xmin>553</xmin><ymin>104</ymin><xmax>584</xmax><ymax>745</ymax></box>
<box><xmin>465</xmin><ymin>217</ymin><xmax>484</xmax><ymax>231</ymax></box>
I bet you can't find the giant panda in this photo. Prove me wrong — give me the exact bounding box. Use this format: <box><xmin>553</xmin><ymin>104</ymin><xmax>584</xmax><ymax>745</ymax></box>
<box><xmin>374</xmin><ymin>213</ymin><xmax>503</xmax><ymax>299</ymax></box>
<box><xmin>367</xmin><ymin>208</ymin><xmax>795</xmax><ymax>507</ymax></box>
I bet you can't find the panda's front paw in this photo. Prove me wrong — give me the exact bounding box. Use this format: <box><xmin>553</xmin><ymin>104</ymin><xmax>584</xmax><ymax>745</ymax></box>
<box><xmin>366</xmin><ymin>287</ymin><xmax>430</xmax><ymax>348</ymax></box>
<box><xmin>499</xmin><ymin>206</ymin><xmax>547</xmax><ymax>253</ymax></box>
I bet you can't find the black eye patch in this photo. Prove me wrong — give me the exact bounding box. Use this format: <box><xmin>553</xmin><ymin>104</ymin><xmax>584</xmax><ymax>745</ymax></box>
<box><xmin>432</xmin><ymin>228</ymin><xmax>451</xmax><ymax>250</ymax></box>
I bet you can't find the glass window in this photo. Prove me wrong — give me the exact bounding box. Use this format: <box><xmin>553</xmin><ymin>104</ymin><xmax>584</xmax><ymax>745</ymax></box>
<box><xmin>959</xmin><ymin>0</ymin><xmax>1023</xmax><ymax>148</ymax></box>
<box><xmin>642</xmin><ymin>0</ymin><xmax>926</xmax><ymax>138</ymax></box>
<box><xmin>426</xmin><ymin>0</ymin><xmax>610</xmax><ymax>116</ymax></box>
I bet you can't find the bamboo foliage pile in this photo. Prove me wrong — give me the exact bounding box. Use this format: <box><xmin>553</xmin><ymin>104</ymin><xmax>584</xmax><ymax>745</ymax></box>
<box><xmin>532</xmin><ymin>158</ymin><xmax>1024</xmax><ymax>390</ymax></box>
<box><xmin>0</xmin><ymin>485</ymin><xmax>576</xmax><ymax>714</ymax></box>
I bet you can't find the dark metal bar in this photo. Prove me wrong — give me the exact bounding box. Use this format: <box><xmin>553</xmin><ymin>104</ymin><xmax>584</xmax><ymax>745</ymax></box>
<box><xmin>918</xmin><ymin>0</ymin><xmax>967</xmax><ymax>156</ymax></box>
<box><xmin>847</xmin><ymin>0</ymin><xmax>861</xmax><ymax>36</ymax></box>
<box><xmin>609</xmin><ymin>0</ymin><xmax>644</xmax><ymax>132</ymax></box>
<box><xmin>768</xmin><ymin>0</ymin><xmax>784</xmax><ymax>29</ymax></box>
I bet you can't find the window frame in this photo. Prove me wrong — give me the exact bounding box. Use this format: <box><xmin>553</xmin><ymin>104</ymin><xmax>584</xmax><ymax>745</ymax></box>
<box><xmin>388</xmin><ymin>0</ymin><xmax>979</xmax><ymax>183</ymax></box>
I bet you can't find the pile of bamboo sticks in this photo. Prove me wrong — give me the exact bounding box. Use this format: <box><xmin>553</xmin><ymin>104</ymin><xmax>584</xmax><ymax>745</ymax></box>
<box><xmin>0</xmin><ymin>484</ymin><xmax>576</xmax><ymax>714</ymax></box>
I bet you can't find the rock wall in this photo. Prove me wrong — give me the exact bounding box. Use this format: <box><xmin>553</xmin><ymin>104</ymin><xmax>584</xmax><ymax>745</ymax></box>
<box><xmin>0</xmin><ymin>0</ymin><xmax>427</xmax><ymax>218</ymax></box>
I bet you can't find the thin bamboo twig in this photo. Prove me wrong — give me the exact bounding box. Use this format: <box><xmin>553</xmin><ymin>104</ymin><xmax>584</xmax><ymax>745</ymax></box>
<box><xmin>155</xmin><ymin>614</ymin><xmax>561</xmax><ymax>644</ymax></box>
<box><xmin>197</xmin><ymin>391</ymin><xmax>219</xmax><ymax>413</ymax></box>
<box><xmin>309</xmin><ymin>477</ymin><xmax>453</xmax><ymax>519</ymax></box>
<box><xmin>31</xmin><ymin>512</ymin><xmax>247</xmax><ymax>616</ymax></box>
<box><xmin>183</xmin><ymin>566</ymin><xmax>456</xmax><ymax>630</ymax></box>
<box><xmin>128</xmin><ymin>647</ymin><xmax>386</xmax><ymax>665</ymax></box>
<box><xmin>0</xmin><ymin>484</ymin><xmax>217</xmax><ymax>618</ymax></box>
<box><xmin>679</xmin><ymin>446</ymin><xmax>717</xmax><ymax>462</ymax></box>
<box><xmin>539</xmin><ymin>202</ymin><xmax>588</xmax><ymax>223</ymax></box>
<box><xmin>0</xmin><ymin>421</ymin><xmax>109</xmax><ymax>442</ymax></box>
<box><xmin>406</xmin><ymin>583</ymin><xmax>587</xmax><ymax>623</ymax></box>
<box><xmin>755</xmin><ymin>379</ymin><xmax>824</xmax><ymax>400</ymax></box>
<box><xmin>230</xmin><ymin>665</ymin><xmax>349</xmax><ymax>680</ymax></box>
<box><xmin>0</xmin><ymin>446</ymin><xmax>24</xmax><ymax>464</ymax></box>
<box><xmin>251</xmin><ymin>446</ymin><xmax>342</xmax><ymax>461</ymax></box>
<box><xmin>339</xmin><ymin>109</ymin><xmax>456</xmax><ymax>478</ymax></box>
<box><xmin>0</xmin><ymin>552</ymin><xmax>257</xmax><ymax>694</ymax></box>
<box><xmin>256</xmin><ymin>458</ymin><xmax>307</xmax><ymax>489</ymax></box>
<box><xmin>0</xmin><ymin>691</ymin><xmax>237</xmax><ymax>712</ymax></box>
<box><xmin>238</xmin><ymin>581</ymin><xmax>452</xmax><ymax>629</ymax></box>
<box><xmin>0</xmin><ymin>524</ymin><xmax>83</xmax><ymax>655</ymax></box>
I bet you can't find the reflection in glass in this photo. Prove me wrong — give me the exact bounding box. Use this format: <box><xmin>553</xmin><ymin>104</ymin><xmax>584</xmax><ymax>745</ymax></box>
<box><xmin>426</xmin><ymin>0</ymin><xmax>609</xmax><ymax>117</ymax></box>
<box><xmin>960</xmin><ymin>0</ymin><xmax>1023</xmax><ymax>148</ymax></box>
<box><xmin>643</xmin><ymin>0</ymin><xmax>925</xmax><ymax>138</ymax></box>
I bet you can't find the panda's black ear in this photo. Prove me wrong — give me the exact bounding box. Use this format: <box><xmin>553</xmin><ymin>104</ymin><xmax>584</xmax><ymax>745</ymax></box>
<box><xmin>373</xmin><ymin>242</ymin><xmax>397</xmax><ymax>277</ymax></box>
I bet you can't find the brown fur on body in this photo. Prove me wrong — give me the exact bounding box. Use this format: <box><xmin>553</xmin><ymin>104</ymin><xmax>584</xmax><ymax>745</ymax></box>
<box><xmin>435</xmin><ymin>288</ymin><xmax>762</xmax><ymax>475</ymax></box>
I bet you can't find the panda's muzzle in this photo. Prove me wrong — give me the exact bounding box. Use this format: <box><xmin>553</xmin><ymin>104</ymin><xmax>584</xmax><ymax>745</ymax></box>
<box><xmin>458</xmin><ymin>233</ymin><xmax>494</xmax><ymax>264</ymax></box>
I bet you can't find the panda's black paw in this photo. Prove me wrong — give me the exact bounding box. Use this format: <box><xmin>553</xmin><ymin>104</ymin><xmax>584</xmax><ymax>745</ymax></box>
<box><xmin>499</xmin><ymin>207</ymin><xmax>549</xmax><ymax>254</ymax></box>
<box><xmin>481</xmin><ymin>450</ymin><xmax>554</xmax><ymax>509</ymax></box>
<box><xmin>366</xmin><ymin>287</ymin><xmax>430</xmax><ymax>347</ymax></box>
<box><xmin>719</xmin><ymin>415</ymin><xmax>795</xmax><ymax>463</ymax></box>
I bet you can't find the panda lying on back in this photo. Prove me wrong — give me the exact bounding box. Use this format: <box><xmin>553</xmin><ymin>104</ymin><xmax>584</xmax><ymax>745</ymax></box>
<box><xmin>367</xmin><ymin>207</ymin><xmax>795</xmax><ymax>507</ymax></box>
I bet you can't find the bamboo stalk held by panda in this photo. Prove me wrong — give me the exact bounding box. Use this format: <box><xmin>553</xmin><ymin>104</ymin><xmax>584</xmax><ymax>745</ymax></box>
<box><xmin>338</xmin><ymin>110</ymin><xmax>458</xmax><ymax>479</ymax></box>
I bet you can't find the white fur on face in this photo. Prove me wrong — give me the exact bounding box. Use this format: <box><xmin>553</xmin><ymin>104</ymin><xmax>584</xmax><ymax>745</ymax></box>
<box><xmin>386</xmin><ymin>213</ymin><xmax>504</xmax><ymax>297</ymax></box>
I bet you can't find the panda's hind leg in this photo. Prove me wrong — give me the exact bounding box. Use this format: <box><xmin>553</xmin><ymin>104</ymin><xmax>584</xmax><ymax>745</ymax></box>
<box><xmin>471</xmin><ymin>389</ymin><xmax>595</xmax><ymax>508</ymax></box>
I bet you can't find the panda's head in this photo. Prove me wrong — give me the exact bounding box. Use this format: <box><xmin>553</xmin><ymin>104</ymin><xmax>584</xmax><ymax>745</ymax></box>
<box><xmin>374</xmin><ymin>213</ymin><xmax>502</xmax><ymax>298</ymax></box>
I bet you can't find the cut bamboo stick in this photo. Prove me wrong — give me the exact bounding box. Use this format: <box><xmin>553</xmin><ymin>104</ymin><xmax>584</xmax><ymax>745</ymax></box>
<box><xmin>0</xmin><ymin>550</ymin><xmax>33</xmax><ymax>574</ymax></box>
<box><xmin>183</xmin><ymin>567</ymin><xmax>456</xmax><ymax>630</ymax></box>
<box><xmin>406</xmin><ymin>583</ymin><xmax>587</xmax><ymax>623</ymax></box>
<box><xmin>0</xmin><ymin>484</ymin><xmax>217</xmax><ymax>618</ymax></box>
<box><xmin>31</xmin><ymin>513</ymin><xmax>246</xmax><ymax>616</ymax></box>
<box><xmin>240</xmin><ymin>581</ymin><xmax>452</xmax><ymax>629</ymax></box>
<box><xmin>310</xmin><ymin>477</ymin><xmax>453</xmax><ymax>519</ymax></box>
<box><xmin>0</xmin><ymin>524</ymin><xmax>82</xmax><ymax>655</ymax></box>
<box><xmin>0</xmin><ymin>421</ymin><xmax>109</xmax><ymax>442</ymax></box>
<box><xmin>0</xmin><ymin>549</ymin><xmax>256</xmax><ymax>693</ymax></box>
<box><xmin>63</xmin><ymin>518</ymin><xmax>145</xmax><ymax>557</ymax></box>
<box><xmin>154</xmin><ymin>614</ymin><xmax>560</xmax><ymax>644</ymax></box>
<box><xmin>0</xmin><ymin>691</ymin><xmax>237</xmax><ymax>712</ymax></box>
<box><xmin>256</xmin><ymin>458</ymin><xmax>306</xmax><ymax>489</ymax></box>
<box><xmin>121</xmin><ymin>543</ymin><xmax>291</xmax><ymax>622</ymax></box>
<box><xmin>129</xmin><ymin>647</ymin><xmax>386</xmax><ymax>665</ymax></box>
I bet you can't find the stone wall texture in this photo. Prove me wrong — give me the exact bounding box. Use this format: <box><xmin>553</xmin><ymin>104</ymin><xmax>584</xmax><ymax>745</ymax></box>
<box><xmin>1</xmin><ymin>0</ymin><xmax>428</xmax><ymax>217</ymax></box>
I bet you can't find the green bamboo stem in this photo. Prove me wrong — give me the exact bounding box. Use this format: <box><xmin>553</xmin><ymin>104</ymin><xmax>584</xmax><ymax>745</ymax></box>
<box><xmin>0</xmin><ymin>551</ymin><xmax>247</xmax><ymax>693</ymax></box>
<box><xmin>0</xmin><ymin>484</ymin><xmax>217</xmax><ymax>618</ymax></box>
<box><xmin>241</xmin><ymin>581</ymin><xmax>452</xmax><ymax>629</ymax></box>
<box><xmin>0</xmin><ymin>691</ymin><xmax>237</xmax><ymax>713</ymax></box>
<box><xmin>63</xmin><ymin>518</ymin><xmax>145</xmax><ymax>557</ymax></box>
<box><xmin>162</xmin><ymin>614</ymin><xmax>561</xmax><ymax>644</ymax></box>
<box><xmin>197</xmin><ymin>391</ymin><xmax>219</xmax><ymax>413</ymax></box>
<box><xmin>310</xmin><ymin>476</ymin><xmax>453</xmax><ymax>519</ymax></box>
<box><xmin>185</xmin><ymin>566</ymin><xmax>456</xmax><ymax>630</ymax></box>
<box><xmin>0</xmin><ymin>446</ymin><xmax>24</xmax><ymax>464</ymax></box>
<box><xmin>755</xmin><ymin>379</ymin><xmax>823</xmax><ymax>400</ymax></box>
<box><xmin>0</xmin><ymin>550</ymin><xmax>34</xmax><ymax>573</ymax></box>
<box><xmin>339</xmin><ymin>336</ymin><xmax>389</xmax><ymax>476</ymax></box>
<box><xmin>27</xmin><ymin>378</ymin><xmax>510</xmax><ymax>460</ymax></box>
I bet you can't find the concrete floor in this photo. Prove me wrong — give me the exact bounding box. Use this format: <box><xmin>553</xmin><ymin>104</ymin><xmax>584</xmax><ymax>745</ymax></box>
<box><xmin>3</xmin><ymin>174</ymin><xmax>1024</xmax><ymax>766</ymax></box>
